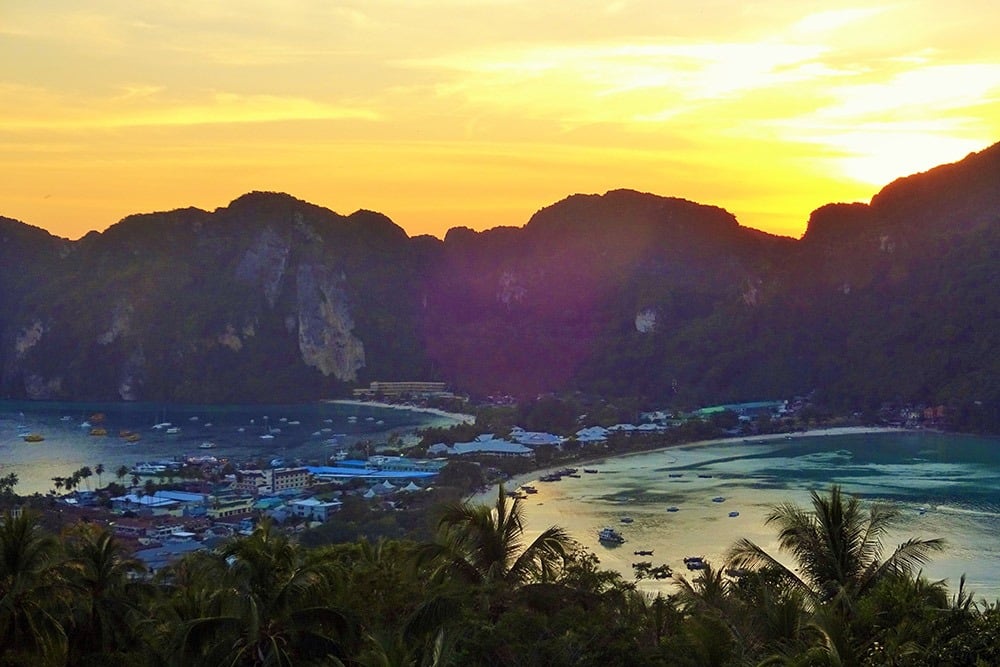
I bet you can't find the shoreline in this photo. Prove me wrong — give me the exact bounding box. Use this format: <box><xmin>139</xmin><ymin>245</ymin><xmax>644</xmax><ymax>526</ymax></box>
<box><xmin>324</xmin><ymin>399</ymin><xmax>475</xmax><ymax>425</ymax></box>
<box><xmin>474</xmin><ymin>425</ymin><xmax>911</xmax><ymax>503</ymax></box>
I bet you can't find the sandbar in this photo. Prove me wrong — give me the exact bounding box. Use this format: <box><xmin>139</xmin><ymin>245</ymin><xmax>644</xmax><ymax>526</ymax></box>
<box><xmin>324</xmin><ymin>399</ymin><xmax>475</xmax><ymax>425</ymax></box>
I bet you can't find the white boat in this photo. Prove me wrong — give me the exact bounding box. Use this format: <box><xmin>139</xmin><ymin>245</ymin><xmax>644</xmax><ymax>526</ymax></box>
<box><xmin>166</xmin><ymin>427</ymin><xmax>181</xmax><ymax>434</ymax></box>
<box><xmin>132</xmin><ymin>463</ymin><xmax>167</xmax><ymax>475</ymax></box>
<box><xmin>598</xmin><ymin>527</ymin><xmax>626</xmax><ymax>544</ymax></box>
<box><xmin>152</xmin><ymin>422</ymin><xmax>172</xmax><ymax>430</ymax></box>
<box><xmin>260</xmin><ymin>434</ymin><xmax>275</xmax><ymax>440</ymax></box>
<box><xmin>199</xmin><ymin>441</ymin><xmax>216</xmax><ymax>449</ymax></box>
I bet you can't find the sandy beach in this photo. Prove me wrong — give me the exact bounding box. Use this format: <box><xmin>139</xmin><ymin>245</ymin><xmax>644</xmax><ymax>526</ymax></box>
<box><xmin>324</xmin><ymin>399</ymin><xmax>475</xmax><ymax>425</ymax></box>
<box><xmin>476</xmin><ymin>425</ymin><xmax>910</xmax><ymax>502</ymax></box>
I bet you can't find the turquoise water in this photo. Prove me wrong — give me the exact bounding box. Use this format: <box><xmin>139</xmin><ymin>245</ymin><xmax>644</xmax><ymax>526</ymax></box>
<box><xmin>0</xmin><ymin>400</ymin><xmax>448</xmax><ymax>496</ymax></box>
<box><xmin>513</xmin><ymin>431</ymin><xmax>1000</xmax><ymax>599</ymax></box>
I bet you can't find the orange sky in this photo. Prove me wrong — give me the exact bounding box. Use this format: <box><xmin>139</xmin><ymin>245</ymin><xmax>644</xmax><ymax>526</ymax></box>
<box><xmin>3</xmin><ymin>1</ymin><xmax>999</xmax><ymax>240</ymax></box>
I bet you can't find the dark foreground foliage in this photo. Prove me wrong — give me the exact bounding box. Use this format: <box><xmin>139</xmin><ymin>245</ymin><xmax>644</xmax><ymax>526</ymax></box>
<box><xmin>1</xmin><ymin>486</ymin><xmax>998</xmax><ymax>666</ymax></box>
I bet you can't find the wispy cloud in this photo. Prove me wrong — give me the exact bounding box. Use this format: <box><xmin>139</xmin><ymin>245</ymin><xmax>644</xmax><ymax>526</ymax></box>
<box><xmin>2</xmin><ymin>89</ymin><xmax>380</xmax><ymax>130</ymax></box>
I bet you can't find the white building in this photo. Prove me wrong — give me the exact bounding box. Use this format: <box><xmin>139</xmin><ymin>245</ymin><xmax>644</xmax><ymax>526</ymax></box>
<box><xmin>289</xmin><ymin>498</ymin><xmax>343</xmax><ymax>522</ymax></box>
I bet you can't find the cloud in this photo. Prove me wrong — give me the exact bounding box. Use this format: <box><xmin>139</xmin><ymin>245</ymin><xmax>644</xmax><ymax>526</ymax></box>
<box><xmin>1</xmin><ymin>89</ymin><xmax>380</xmax><ymax>130</ymax></box>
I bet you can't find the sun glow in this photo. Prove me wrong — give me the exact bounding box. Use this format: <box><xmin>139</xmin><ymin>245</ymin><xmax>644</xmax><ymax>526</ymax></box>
<box><xmin>1</xmin><ymin>1</ymin><xmax>999</xmax><ymax>240</ymax></box>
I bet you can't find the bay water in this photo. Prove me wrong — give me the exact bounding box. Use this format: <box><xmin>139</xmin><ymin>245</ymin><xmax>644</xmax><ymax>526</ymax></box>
<box><xmin>506</xmin><ymin>431</ymin><xmax>1000</xmax><ymax>600</ymax></box>
<box><xmin>0</xmin><ymin>399</ymin><xmax>452</xmax><ymax>496</ymax></box>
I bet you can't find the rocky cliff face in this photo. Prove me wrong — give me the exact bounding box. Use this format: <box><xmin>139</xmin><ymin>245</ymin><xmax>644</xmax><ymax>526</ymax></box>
<box><xmin>1</xmin><ymin>143</ymin><xmax>998</xmax><ymax>409</ymax></box>
<box><xmin>295</xmin><ymin>263</ymin><xmax>365</xmax><ymax>381</ymax></box>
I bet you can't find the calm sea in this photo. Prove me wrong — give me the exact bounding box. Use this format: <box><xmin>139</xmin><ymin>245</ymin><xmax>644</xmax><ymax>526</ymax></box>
<box><xmin>0</xmin><ymin>399</ymin><xmax>452</xmax><ymax>496</ymax></box>
<box><xmin>505</xmin><ymin>431</ymin><xmax>1000</xmax><ymax>600</ymax></box>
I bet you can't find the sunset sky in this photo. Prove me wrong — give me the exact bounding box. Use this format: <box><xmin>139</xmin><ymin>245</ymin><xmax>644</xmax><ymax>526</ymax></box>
<box><xmin>3</xmin><ymin>1</ymin><xmax>1000</xmax><ymax>240</ymax></box>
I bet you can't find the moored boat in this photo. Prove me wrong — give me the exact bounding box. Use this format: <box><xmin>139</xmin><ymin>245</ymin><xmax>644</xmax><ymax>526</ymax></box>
<box><xmin>598</xmin><ymin>527</ymin><xmax>626</xmax><ymax>544</ymax></box>
<box><xmin>683</xmin><ymin>556</ymin><xmax>706</xmax><ymax>570</ymax></box>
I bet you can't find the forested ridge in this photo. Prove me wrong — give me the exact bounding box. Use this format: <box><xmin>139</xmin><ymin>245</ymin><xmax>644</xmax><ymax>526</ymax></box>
<box><xmin>1</xmin><ymin>144</ymin><xmax>998</xmax><ymax>430</ymax></box>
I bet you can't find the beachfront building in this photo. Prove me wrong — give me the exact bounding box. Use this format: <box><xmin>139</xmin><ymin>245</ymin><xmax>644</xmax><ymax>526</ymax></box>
<box><xmin>351</xmin><ymin>381</ymin><xmax>450</xmax><ymax>399</ymax></box>
<box><xmin>444</xmin><ymin>435</ymin><xmax>534</xmax><ymax>458</ymax></box>
<box><xmin>693</xmin><ymin>401</ymin><xmax>788</xmax><ymax>421</ymax></box>
<box><xmin>510</xmin><ymin>428</ymin><xmax>565</xmax><ymax>448</ymax></box>
<box><xmin>575</xmin><ymin>426</ymin><xmax>610</xmax><ymax>444</ymax></box>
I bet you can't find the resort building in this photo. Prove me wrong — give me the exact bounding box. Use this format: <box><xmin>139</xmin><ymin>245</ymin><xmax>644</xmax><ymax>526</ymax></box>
<box><xmin>445</xmin><ymin>435</ymin><xmax>534</xmax><ymax>458</ymax></box>
<box><xmin>351</xmin><ymin>381</ymin><xmax>449</xmax><ymax>398</ymax></box>
<box><xmin>510</xmin><ymin>428</ymin><xmax>565</xmax><ymax>448</ymax></box>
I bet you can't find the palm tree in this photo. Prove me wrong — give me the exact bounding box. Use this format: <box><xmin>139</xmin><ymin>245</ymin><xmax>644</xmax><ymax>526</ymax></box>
<box><xmin>0</xmin><ymin>510</ymin><xmax>69</xmax><ymax>665</ymax></box>
<box><xmin>115</xmin><ymin>465</ymin><xmax>129</xmax><ymax>486</ymax></box>
<box><xmin>173</xmin><ymin>521</ymin><xmax>354</xmax><ymax>665</ymax></box>
<box><xmin>51</xmin><ymin>477</ymin><xmax>65</xmax><ymax>495</ymax></box>
<box><xmin>62</xmin><ymin>524</ymin><xmax>150</xmax><ymax>661</ymax></box>
<box><xmin>79</xmin><ymin>466</ymin><xmax>93</xmax><ymax>491</ymax></box>
<box><xmin>94</xmin><ymin>463</ymin><xmax>105</xmax><ymax>490</ymax></box>
<box><xmin>422</xmin><ymin>484</ymin><xmax>574</xmax><ymax>590</ymax></box>
<box><xmin>728</xmin><ymin>486</ymin><xmax>944</xmax><ymax>615</ymax></box>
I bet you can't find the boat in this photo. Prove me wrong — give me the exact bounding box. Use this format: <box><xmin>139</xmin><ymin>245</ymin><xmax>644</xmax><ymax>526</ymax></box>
<box><xmin>521</xmin><ymin>485</ymin><xmax>538</xmax><ymax>494</ymax></box>
<box><xmin>199</xmin><ymin>441</ymin><xmax>216</xmax><ymax>449</ymax></box>
<box><xmin>668</xmin><ymin>473</ymin><xmax>682</xmax><ymax>478</ymax></box>
<box><xmin>698</xmin><ymin>474</ymin><xmax>713</xmax><ymax>478</ymax></box>
<box><xmin>89</xmin><ymin>427</ymin><xmax>108</xmax><ymax>437</ymax></box>
<box><xmin>598</xmin><ymin>527</ymin><xmax>626</xmax><ymax>544</ymax></box>
<box><xmin>152</xmin><ymin>422</ymin><xmax>172</xmax><ymax>430</ymax></box>
<box><xmin>620</xmin><ymin>516</ymin><xmax>634</xmax><ymax>524</ymax></box>
<box><xmin>22</xmin><ymin>433</ymin><xmax>44</xmax><ymax>443</ymax></box>
<box><xmin>166</xmin><ymin>427</ymin><xmax>181</xmax><ymax>434</ymax></box>
<box><xmin>124</xmin><ymin>433</ymin><xmax>141</xmax><ymax>443</ymax></box>
<box><xmin>131</xmin><ymin>463</ymin><xmax>167</xmax><ymax>475</ymax></box>
<box><xmin>634</xmin><ymin>549</ymin><xmax>654</xmax><ymax>556</ymax></box>
<box><xmin>260</xmin><ymin>434</ymin><xmax>275</xmax><ymax>440</ymax></box>
<box><xmin>584</xmin><ymin>468</ymin><xmax>598</xmax><ymax>474</ymax></box>
<box><xmin>684</xmin><ymin>556</ymin><xmax>706</xmax><ymax>570</ymax></box>
<box><xmin>666</xmin><ymin>506</ymin><xmax>679</xmax><ymax>512</ymax></box>
<box><xmin>712</xmin><ymin>496</ymin><xmax>725</xmax><ymax>503</ymax></box>
<box><xmin>728</xmin><ymin>511</ymin><xmax>740</xmax><ymax>517</ymax></box>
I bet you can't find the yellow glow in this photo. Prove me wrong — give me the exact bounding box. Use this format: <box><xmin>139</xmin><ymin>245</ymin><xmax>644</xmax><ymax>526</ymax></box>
<box><xmin>1</xmin><ymin>1</ymin><xmax>999</xmax><ymax>240</ymax></box>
